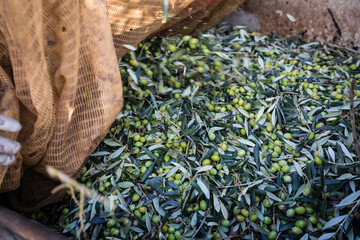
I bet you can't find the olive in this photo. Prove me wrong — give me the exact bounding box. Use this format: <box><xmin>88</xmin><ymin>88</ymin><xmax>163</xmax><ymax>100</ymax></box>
<box><xmin>241</xmin><ymin>209</ymin><xmax>249</xmax><ymax>217</ymax></box>
<box><xmin>264</xmin><ymin>216</ymin><xmax>272</xmax><ymax>225</ymax></box>
<box><xmin>271</xmin><ymin>151</ymin><xmax>279</xmax><ymax>158</ymax></box>
<box><xmin>268</xmin><ymin>231</ymin><xmax>277</xmax><ymax>240</ymax></box>
<box><xmin>316</xmin><ymin>222</ymin><xmax>324</xmax><ymax>229</ymax></box>
<box><xmin>221</xmin><ymin>219</ymin><xmax>230</xmax><ymax>226</ymax></box>
<box><xmin>314</xmin><ymin>157</ymin><xmax>323</xmax><ymax>165</ymax></box>
<box><xmin>243</xmin><ymin>103</ymin><xmax>252</xmax><ymax>110</ymax></box>
<box><xmin>237</xmin><ymin>149</ymin><xmax>246</xmax><ymax>157</ymax></box>
<box><xmin>107</xmin><ymin>219</ymin><xmax>116</xmax><ymax>227</ymax></box>
<box><xmin>295</xmin><ymin>206</ymin><xmax>306</xmax><ymax>215</ymax></box>
<box><xmin>174</xmin><ymin>231</ymin><xmax>181</xmax><ymax>239</ymax></box>
<box><xmin>132</xmin><ymin>194</ymin><xmax>140</xmax><ymax>202</ymax></box>
<box><xmin>209</xmin><ymin>168</ymin><xmax>217</xmax><ymax>175</ymax></box>
<box><xmin>350</xmin><ymin>64</ymin><xmax>357</xmax><ymax>70</ymax></box>
<box><xmin>152</xmin><ymin>215</ymin><xmax>160</xmax><ymax>223</ymax></box>
<box><xmin>295</xmin><ymin>220</ymin><xmax>307</xmax><ymax>229</ymax></box>
<box><xmin>233</xmin><ymin>206</ymin><xmax>241</xmax><ymax>215</ymax></box>
<box><xmin>168</xmin><ymin>44</ymin><xmax>177</xmax><ymax>52</ymax></box>
<box><xmin>162</xmin><ymin>225</ymin><xmax>169</xmax><ymax>233</ymax></box>
<box><xmin>168</xmin><ymin>226</ymin><xmax>175</xmax><ymax>234</ymax></box>
<box><xmin>182</xmin><ymin>35</ymin><xmax>192</xmax><ymax>41</ymax></box>
<box><xmin>284</xmin><ymin>133</ymin><xmax>292</xmax><ymax>139</ymax></box>
<box><xmin>306</xmin><ymin>207</ymin><xmax>314</xmax><ymax>214</ymax></box>
<box><xmin>250</xmin><ymin>214</ymin><xmax>258</xmax><ymax>221</ymax></box>
<box><xmin>221</xmin><ymin>142</ymin><xmax>228</xmax><ymax>151</ymax></box>
<box><xmin>129</xmin><ymin>59</ymin><xmax>139</xmax><ymax>67</ymax></box>
<box><xmin>303</xmin><ymin>187</ymin><xmax>311</xmax><ymax>196</ymax></box>
<box><xmin>62</xmin><ymin>208</ymin><xmax>69</xmax><ymax>215</ymax></box>
<box><xmin>236</xmin><ymin>214</ymin><xmax>245</xmax><ymax>222</ymax></box>
<box><xmin>283</xmin><ymin>175</ymin><xmax>292</xmax><ymax>183</ymax></box>
<box><xmin>286</xmin><ymin>208</ymin><xmax>295</xmax><ymax>218</ymax></box>
<box><xmin>211</xmin><ymin>154</ymin><xmax>220</xmax><ymax>161</ymax></box>
<box><xmin>291</xmin><ymin>226</ymin><xmax>303</xmax><ymax>235</ymax></box>
<box><xmin>133</xmin><ymin>134</ymin><xmax>141</xmax><ymax>142</ymax></box>
<box><xmin>278</xmin><ymin>160</ymin><xmax>287</xmax><ymax>167</ymax></box>
<box><xmin>263</xmin><ymin>198</ymin><xmax>272</xmax><ymax>208</ymax></box>
<box><xmin>200</xmin><ymin>200</ymin><xmax>208</xmax><ymax>210</ymax></box>
<box><xmin>309</xmin><ymin>216</ymin><xmax>318</xmax><ymax>224</ymax></box>
<box><xmin>189</xmin><ymin>38</ymin><xmax>199</xmax><ymax>45</ymax></box>
<box><xmin>202</xmin><ymin>159</ymin><xmax>211</xmax><ymax>166</ymax></box>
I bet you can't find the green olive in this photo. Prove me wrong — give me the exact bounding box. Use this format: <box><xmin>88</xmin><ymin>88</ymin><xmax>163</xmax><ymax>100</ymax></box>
<box><xmin>303</xmin><ymin>187</ymin><xmax>311</xmax><ymax>196</ymax></box>
<box><xmin>295</xmin><ymin>206</ymin><xmax>306</xmax><ymax>215</ymax></box>
<box><xmin>291</xmin><ymin>226</ymin><xmax>303</xmax><ymax>235</ymax></box>
<box><xmin>283</xmin><ymin>175</ymin><xmax>292</xmax><ymax>183</ymax></box>
<box><xmin>62</xmin><ymin>208</ymin><xmax>69</xmax><ymax>215</ymax></box>
<box><xmin>202</xmin><ymin>159</ymin><xmax>211</xmax><ymax>166</ymax></box>
<box><xmin>221</xmin><ymin>219</ymin><xmax>230</xmax><ymax>226</ymax></box>
<box><xmin>168</xmin><ymin>226</ymin><xmax>175</xmax><ymax>234</ymax></box>
<box><xmin>268</xmin><ymin>231</ymin><xmax>277</xmax><ymax>240</ymax></box>
<box><xmin>236</xmin><ymin>214</ymin><xmax>245</xmax><ymax>222</ymax></box>
<box><xmin>233</xmin><ymin>206</ymin><xmax>241</xmax><ymax>215</ymax></box>
<box><xmin>241</xmin><ymin>209</ymin><xmax>249</xmax><ymax>217</ymax></box>
<box><xmin>264</xmin><ymin>216</ymin><xmax>272</xmax><ymax>225</ymax></box>
<box><xmin>168</xmin><ymin>44</ymin><xmax>177</xmax><ymax>52</ymax></box>
<box><xmin>221</xmin><ymin>142</ymin><xmax>228</xmax><ymax>151</ymax></box>
<box><xmin>211</xmin><ymin>154</ymin><xmax>220</xmax><ymax>161</ymax></box>
<box><xmin>308</xmin><ymin>132</ymin><xmax>315</xmax><ymax>140</ymax></box>
<box><xmin>132</xmin><ymin>194</ymin><xmax>140</xmax><ymax>202</ymax></box>
<box><xmin>209</xmin><ymin>168</ymin><xmax>217</xmax><ymax>175</ymax></box>
<box><xmin>314</xmin><ymin>157</ymin><xmax>323</xmax><ymax>165</ymax></box>
<box><xmin>237</xmin><ymin>149</ymin><xmax>246</xmax><ymax>157</ymax></box>
<box><xmin>306</xmin><ymin>207</ymin><xmax>314</xmax><ymax>214</ymax></box>
<box><xmin>250</xmin><ymin>214</ymin><xmax>258</xmax><ymax>221</ymax></box>
<box><xmin>129</xmin><ymin>59</ymin><xmax>139</xmax><ymax>67</ymax></box>
<box><xmin>309</xmin><ymin>216</ymin><xmax>318</xmax><ymax>224</ymax></box>
<box><xmin>189</xmin><ymin>38</ymin><xmax>199</xmax><ymax>45</ymax></box>
<box><xmin>350</xmin><ymin>64</ymin><xmax>357</xmax><ymax>70</ymax></box>
<box><xmin>182</xmin><ymin>35</ymin><xmax>192</xmax><ymax>41</ymax></box>
<box><xmin>281</xmin><ymin>165</ymin><xmax>290</xmax><ymax>173</ymax></box>
<box><xmin>107</xmin><ymin>219</ymin><xmax>116</xmax><ymax>227</ymax></box>
<box><xmin>295</xmin><ymin>220</ymin><xmax>307</xmax><ymax>229</ymax></box>
<box><xmin>263</xmin><ymin>198</ymin><xmax>272</xmax><ymax>208</ymax></box>
<box><xmin>286</xmin><ymin>208</ymin><xmax>295</xmax><ymax>218</ymax></box>
<box><xmin>152</xmin><ymin>215</ymin><xmax>160</xmax><ymax>223</ymax></box>
<box><xmin>284</xmin><ymin>133</ymin><xmax>292</xmax><ymax>139</ymax></box>
<box><xmin>200</xmin><ymin>200</ymin><xmax>208</xmax><ymax>210</ymax></box>
<box><xmin>243</xmin><ymin>103</ymin><xmax>252</xmax><ymax>110</ymax></box>
<box><xmin>133</xmin><ymin>134</ymin><xmax>141</xmax><ymax>142</ymax></box>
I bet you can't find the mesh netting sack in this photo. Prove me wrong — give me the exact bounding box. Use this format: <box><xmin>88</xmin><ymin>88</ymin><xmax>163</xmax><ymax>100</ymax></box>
<box><xmin>0</xmin><ymin>0</ymin><xmax>243</xmax><ymax>211</ymax></box>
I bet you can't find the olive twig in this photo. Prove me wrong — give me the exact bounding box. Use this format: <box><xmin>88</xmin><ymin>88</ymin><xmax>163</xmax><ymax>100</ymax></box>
<box><xmin>136</xmin><ymin>183</ymin><xmax>156</xmax><ymax>213</ymax></box>
<box><xmin>217</xmin><ymin>177</ymin><xmax>273</xmax><ymax>189</ymax></box>
<box><xmin>330</xmin><ymin>199</ymin><xmax>360</xmax><ymax>240</ymax></box>
<box><xmin>218</xmin><ymin>235</ymin><xmax>240</xmax><ymax>240</ymax></box>
<box><xmin>349</xmin><ymin>79</ymin><xmax>360</xmax><ymax>161</ymax></box>
<box><xmin>192</xmin><ymin>208</ymin><xmax>209</xmax><ymax>239</ymax></box>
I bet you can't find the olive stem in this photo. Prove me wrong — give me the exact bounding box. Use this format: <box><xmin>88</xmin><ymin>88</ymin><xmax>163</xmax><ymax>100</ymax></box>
<box><xmin>330</xmin><ymin>199</ymin><xmax>360</xmax><ymax>240</ymax></box>
<box><xmin>217</xmin><ymin>235</ymin><xmax>240</xmax><ymax>240</ymax></box>
<box><xmin>193</xmin><ymin>208</ymin><xmax>209</xmax><ymax>238</ymax></box>
<box><xmin>136</xmin><ymin>183</ymin><xmax>156</xmax><ymax>214</ymax></box>
<box><xmin>217</xmin><ymin>177</ymin><xmax>273</xmax><ymax>189</ymax></box>
<box><xmin>349</xmin><ymin>79</ymin><xmax>360</xmax><ymax>161</ymax></box>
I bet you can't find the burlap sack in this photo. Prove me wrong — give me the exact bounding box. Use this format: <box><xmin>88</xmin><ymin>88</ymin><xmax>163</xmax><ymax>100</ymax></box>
<box><xmin>0</xmin><ymin>0</ymin><xmax>243</xmax><ymax>211</ymax></box>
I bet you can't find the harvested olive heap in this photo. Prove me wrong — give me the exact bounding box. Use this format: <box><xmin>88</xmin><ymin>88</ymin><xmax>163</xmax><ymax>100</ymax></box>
<box><xmin>40</xmin><ymin>26</ymin><xmax>360</xmax><ymax>240</ymax></box>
